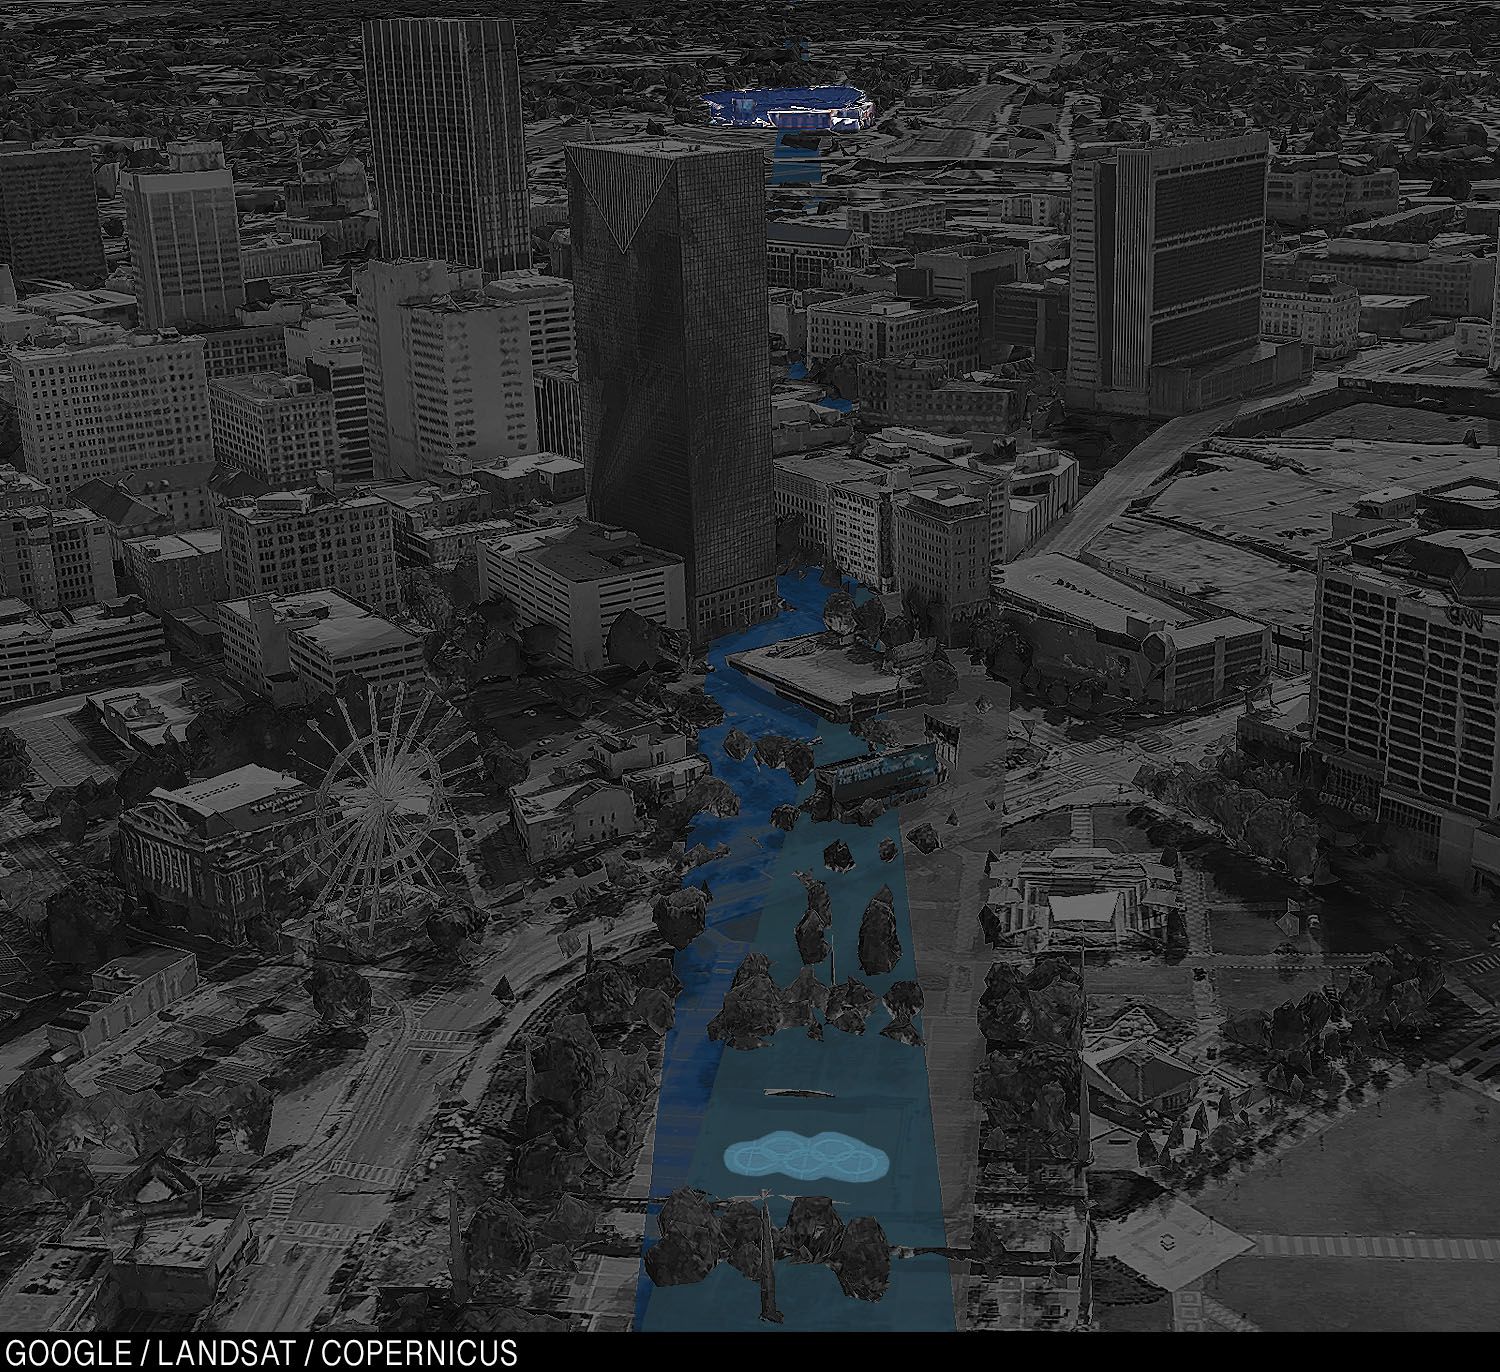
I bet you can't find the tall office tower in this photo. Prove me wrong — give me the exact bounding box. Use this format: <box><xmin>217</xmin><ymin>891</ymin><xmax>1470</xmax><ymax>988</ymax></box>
<box><xmin>1066</xmin><ymin>133</ymin><xmax>1270</xmax><ymax>415</ymax></box>
<box><xmin>363</xmin><ymin>17</ymin><xmax>531</xmax><ymax>274</ymax></box>
<box><xmin>1489</xmin><ymin>221</ymin><xmax>1500</xmax><ymax>374</ymax></box>
<box><xmin>0</xmin><ymin>147</ymin><xmax>106</xmax><ymax>288</ymax></box>
<box><xmin>121</xmin><ymin>140</ymin><xmax>245</xmax><ymax>331</ymax></box>
<box><xmin>488</xmin><ymin>272</ymin><xmax>576</xmax><ymax>368</ymax></box>
<box><xmin>567</xmin><ymin>140</ymin><xmax>776</xmax><ymax>642</ymax></box>
<box><xmin>11</xmin><ymin>326</ymin><xmax>214</xmax><ymax>497</ymax></box>
<box><xmin>357</xmin><ymin>259</ymin><xmax>535</xmax><ymax>481</ymax></box>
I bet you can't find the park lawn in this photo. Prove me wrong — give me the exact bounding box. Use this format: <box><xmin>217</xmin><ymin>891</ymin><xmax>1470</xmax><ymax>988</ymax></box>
<box><xmin>1215</xmin><ymin>967</ymin><xmax>1332</xmax><ymax>1019</ymax></box>
<box><xmin>1208</xmin><ymin>1253</ymin><xmax>1500</xmax><ymax>1333</ymax></box>
<box><xmin>1195</xmin><ymin>1074</ymin><xmax>1500</xmax><ymax>1238</ymax></box>
<box><xmin>1203</xmin><ymin>901</ymin><xmax>1308</xmax><ymax>957</ymax></box>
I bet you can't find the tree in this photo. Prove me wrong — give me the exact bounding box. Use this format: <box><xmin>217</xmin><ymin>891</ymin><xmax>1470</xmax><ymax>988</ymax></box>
<box><xmin>306</xmin><ymin>962</ymin><xmax>372</xmax><ymax>1028</ymax></box>
<box><xmin>45</xmin><ymin>870</ymin><xmax>129</xmax><ymax>968</ymax></box>
<box><xmin>0</xmin><ymin>727</ymin><xmax>31</xmax><ymax>794</ymax></box>
<box><xmin>853</xmin><ymin>596</ymin><xmax>887</xmax><ymax>648</ymax></box>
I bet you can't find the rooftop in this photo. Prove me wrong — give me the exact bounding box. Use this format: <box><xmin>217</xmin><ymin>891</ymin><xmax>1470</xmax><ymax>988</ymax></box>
<box><xmin>154</xmin><ymin>763</ymin><xmax>307</xmax><ymax>819</ymax></box>
<box><xmin>489</xmin><ymin>522</ymin><xmax>682</xmax><ymax>583</ymax></box>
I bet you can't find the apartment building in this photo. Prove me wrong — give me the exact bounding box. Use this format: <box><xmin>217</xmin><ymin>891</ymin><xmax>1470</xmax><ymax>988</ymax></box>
<box><xmin>1289</xmin><ymin>238</ymin><xmax>1495</xmax><ymax>319</ymax></box>
<box><xmin>848</xmin><ymin>199</ymin><xmax>948</xmax><ymax>246</ymax></box>
<box><xmin>11</xmin><ymin>326</ymin><xmax>213</xmax><ymax>496</ymax></box>
<box><xmin>1265</xmin><ymin>154</ymin><xmax>1401</xmax><ymax>229</ymax></box>
<box><xmin>209</xmin><ymin>372</ymin><xmax>340</xmax><ymax>489</ymax></box>
<box><xmin>123</xmin><ymin>529</ymin><xmax>227</xmax><ymax>611</ymax></box>
<box><xmin>218</xmin><ymin>489</ymin><xmax>400</xmax><ymax>614</ymax></box>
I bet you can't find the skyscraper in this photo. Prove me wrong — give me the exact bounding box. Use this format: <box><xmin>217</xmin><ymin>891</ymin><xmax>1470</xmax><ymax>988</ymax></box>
<box><xmin>363</xmin><ymin>17</ymin><xmax>531</xmax><ymax>275</ymax></box>
<box><xmin>1066</xmin><ymin>132</ymin><xmax>1270</xmax><ymax>414</ymax></box>
<box><xmin>0</xmin><ymin>147</ymin><xmax>106</xmax><ymax>288</ymax></box>
<box><xmin>567</xmin><ymin>140</ymin><xmax>776</xmax><ymax>642</ymax></box>
<box><xmin>121</xmin><ymin>141</ymin><xmax>245</xmax><ymax>331</ymax></box>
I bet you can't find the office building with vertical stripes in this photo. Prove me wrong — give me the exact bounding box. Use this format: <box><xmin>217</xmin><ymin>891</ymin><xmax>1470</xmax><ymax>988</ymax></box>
<box><xmin>362</xmin><ymin>17</ymin><xmax>531</xmax><ymax>275</ymax></box>
<box><xmin>1067</xmin><ymin>133</ymin><xmax>1272</xmax><ymax>416</ymax></box>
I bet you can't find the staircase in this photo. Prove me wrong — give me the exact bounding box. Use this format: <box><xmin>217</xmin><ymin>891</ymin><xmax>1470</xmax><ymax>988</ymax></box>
<box><xmin>1069</xmin><ymin>808</ymin><xmax>1095</xmax><ymax>846</ymax></box>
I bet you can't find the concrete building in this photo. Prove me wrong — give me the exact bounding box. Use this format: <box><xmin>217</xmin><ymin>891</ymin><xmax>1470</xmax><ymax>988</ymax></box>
<box><xmin>196</xmin><ymin>318</ymin><xmax>290</xmax><ymax>380</ymax></box>
<box><xmin>123</xmin><ymin>529</ymin><xmax>226</xmax><ymax>612</ymax></box>
<box><xmin>11</xmin><ymin>327</ymin><xmax>213</xmax><ymax>496</ymax></box>
<box><xmin>995</xmin><ymin>189</ymin><xmax>1070</xmax><ymax>230</ymax></box>
<box><xmin>239</xmin><ymin>234</ymin><xmax>324</xmax><ymax>282</ymax></box>
<box><xmin>568</xmin><ymin>140</ymin><xmax>776</xmax><ymax>641</ymax></box>
<box><xmin>1309</xmin><ymin>520</ymin><xmax>1500</xmax><ymax>886</ymax></box>
<box><xmin>1266</xmin><ymin>154</ymin><xmax>1401</xmax><ymax>229</ymax></box>
<box><xmin>996</xmin><ymin>553</ymin><xmax>1270</xmax><ymax>712</ymax></box>
<box><xmin>218</xmin><ymin>489</ymin><xmax>400</xmax><ymax>614</ymax></box>
<box><xmin>535</xmin><ymin>363</ymin><xmax>582</xmax><ymax>460</ymax></box>
<box><xmin>893</xmin><ymin>483</ymin><xmax>991</xmax><ymax>644</ymax></box>
<box><xmin>356</xmin><ymin>259</ymin><xmax>536</xmax><ymax>480</ymax></box>
<box><xmin>511</xmin><ymin>776</ymin><xmax>639</xmax><ymax>865</ymax></box>
<box><xmin>70</xmin><ymin>462</ymin><xmax>219</xmax><ymax>548</ymax></box>
<box><xmin>766</xmin><ymin>221</ymin><xmax>864</xmax><ymax>289</ymax></box>
<box><xmin>0</xmin><ymin>145</ymin><xmax>106</xmax><ymax>288</ymax></box>
<box><xmin>46</xmin><ymin>948</ymin><xmax>199</xmax><ymax>1058</ymax></box>
<box><xmin>1260</xmin><ymin>273</ymin><xmax>1360</xmax><ymax>359</ymax></box>
<box><xmin>121</xmin><ymin>142</ymin><xmax>245</xmax><ymax>332</ymax></box>
<box><xmin>209</xmin><ymin>372</ymin><xmax>340</xmax><ymax>489</ymax></box>
<box><xmin>0</xmin><ymin>464</ymin><xmax>52</xmax><ymax>512</ymax></box>
<box><xmin>368</xmin><ymin>475</ymin><xmax>494</xmax><ymax>561</ymax></box>
<box><xmin>47</xmin><ymin>599</ymin><xmax>171</xmax><ymax>688</ymax></box>
<box><xmin>218</xmin><ymin>587</ymin><xmax>423</xmax><ymax>702</ymax></box>
<box><xmin>363</xmin><ymin>16</ymin><xmax>530</xmax><ymax>274</ymax></box>
<box><xmin>1455</xmin><ymin>317</ymin><xmax>1492</xmax><ymax>364</ymax></box>
<box><xmin>807</xmin><ymin>292</ymin><xmax>981</xmax><ymax>371</ymax></box>
<box><xmin>856</xmin><ymin>355</ymin><xmax>1027</xmax><ymax>432</ymax></box>
<box><xmin>1067</xmin><ymin>133</ymin><xmax>1273</xmax><ymax>416</ymax></box>
<box><xmin>0</xmin><ymin>598</ymin><xmax>60</xmax><ymax>700</ymax></box>
<box><xmin>301</xmin><ymin>348</ymin><xmax>372</xmax><ymax>484</ymax></box>
<box><xmin>994</xmin><ymin>280</ymin><xmax>1070</xmax><ymax>370</ymax></box>
<box><xmin>0</xmin><ymin>506</ymin><xmax>115</xmax><ymax>610</ymax></box>
<box><xmin>478</xmin><ymin>521</ymin><xmax>687</xmax><ymax>672</ymax></box>
<box><xmin>848</xmin><ymin>199</ymin><xmax>947</xmax><ymax>246</ymax></box>
<box><xmin>1289</xmin><ymin>238</ymin><xmax>1495</xmax><ymax>319</ymax></box>
<box><xmin>901</xmin><ymin>242</ymin><xmax>1027</xmax><ymax>360</ymax></box>
<box><xmin>120</xmin><ymin>763</ymin><xmax>314</xmax><ymax>943</ymax></box>
<box><xmin>486</xmin><ymin>272</ymin><xmax>576</xmax><ymax>368</ymax></box>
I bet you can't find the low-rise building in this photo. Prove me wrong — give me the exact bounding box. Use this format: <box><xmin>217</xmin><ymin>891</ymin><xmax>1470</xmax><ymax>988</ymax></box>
<box><xmin>848</xmin><ymin>199</ymin><xmax>947</xmax><ymax>246</ymax></box>
<box><xmin>808</xmin><ymin>293</ymin><xmax>980</xmax><ymax>371</ymax></box>
<box><xmin>240</xmin><ymin>234</ymin><xmax>324</xmax><ymax>282</ymax></box>
<box><xmin>510</xmin><ymin>776</ymin><xmax>640</xmax><ymax>865</ymax></box>
<box><xmin>0</xmin><ymin>596</ymin><xmax>62</xmax><ymax>700</ymax></box>
<box><xmin>995</xmin><ymin>554</ymin><xmax>1270</xmax><ymax>712</ymax></box>
<box><xmin>1455</xmin><ymin>316</ymin><xmax>1493</xmax><ymax>364</ymax></box>
<box><xmin>218</xmin><ymin>588</ymin><xmax>424</xmax><ymax>703</ymax></box>
<box><xmin>47</xmin><ymin>599</ymin><xmax>170</xmax><ymax>689</ymax></box>
<box><xmin>856</xmin><ymin>355</ymin><xmax>1026</xmax><ymax>432</ymax></box>
<box><xmin>1266</xmin><ymin>154</ymin><xmax>1400</xmax><ymax>229</ymax></box>
<box><xmin>1260</xmin><ymin>273</ymin><xmax>1359</xmax><ymax>360</ymax></box>
<box><xmin>994</xmin><ymin>280</ymin><xmax>1070</xmax><ymax>370</ymax></box>
<box><xmin>766</xmin><ymin>221</ymin><xmax>864</xmax><ymax>290</ymax></box>
<box><xmin>1289</xmin><ymin>238</ymin><xmax>1494</xmax><ymax>319</ymax></box>
<box><xmin>46</xmin><ymin>948</ymin><xmax>200</xmax><ymax>1058</ymax></box>
<box><xmin>120</xmin><ymin>763</ymin><xmax>315</xmax><ymax>943</ymax></box>
<box><xmin>478</xmin><ymin>522</ymin><xmax>688</xmax><ymax>673</ymax></box>
<box><xmin>69</xmin><ymin>462</ymin><xmax>220</xmax><ymax>546</ymax></box>
<box><xmin>123</xmin><ymin>530</ymin><xmax>227</xmax><ymax>612</ymax></box>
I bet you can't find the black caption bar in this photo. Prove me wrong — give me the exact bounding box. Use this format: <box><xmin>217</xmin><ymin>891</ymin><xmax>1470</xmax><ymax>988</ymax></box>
<box><xmin>2</xmin><ymin>1338</ymin><xmax>521</xmax><ymax>1370</ymax></box>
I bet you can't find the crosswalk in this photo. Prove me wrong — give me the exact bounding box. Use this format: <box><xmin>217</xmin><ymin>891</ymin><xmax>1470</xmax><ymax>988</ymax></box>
<box><xmin>324</xmin><ymin>1156</ymin><xmax>407</xmax><ymax>1188</ymax></box>
<box><xmin>410</xmin><ymin>980</ymin><xmax>461</xmax><ymax>1016</ymax></box>
<box><xmin>279</xmin><ymin>1220</ymin><xmax>368</xmax><ymax>1246</ymax></box>
<box><xmin>1248</xmin><ymin>1233</ymin><xmax>1500</xmax><ymax>1261</ymax></box>
<box><xmin>1454</xmin><ymin>950</ymin><xmax>1500</xmax><ymax>978</ymax></box>
<box><xmin>1069</xmin><ymin>808</ymin><xmax>1095</xmax><ymax>846</ymax></box>
<box><xmin>266</xmin><ymin>1187</ymin><xmax>298</xmax><ymax>1223</ymax></box>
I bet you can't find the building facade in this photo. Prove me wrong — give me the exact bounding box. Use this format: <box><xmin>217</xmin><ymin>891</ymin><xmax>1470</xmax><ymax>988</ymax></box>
<box><xmin>535</xmin><ymin>362</ymin><xmax>582</xmax><ymax>459</ymax></box>
<box><xmin>807</xmin><ymin>293</ymin><xmax>981</xmax><ymax>371</ymax></box>
<box><xmin>12</xmin><ymin>327</ymin><xmax>214</xmax><ymax>496</ymax></box>
<box><xmin>1260</xmin><ymin>273</ymin><xmax>1360</xmax><ymax>359</ymax></box>
<box><xmin>486</xmin><ymin>272</ymin><xmax>576</xmax><ymax>368</ymax></box>
<box><xmin>363</xmin><ymin>16</ymin><xmax>531</xmax><ymax>274</ymax></box>
<box><xmin>0</xmin><ymin>146</ymin><xmax>106</xmax><ymax>288</ymax></box>
<box><xmin>218</xmin><ymin>490</ymin><xmax>400</xmax><ymax>614</ymax></box>
<box><xmin>567</xmin><ymin>140</ymin><xmax>776</xmax><ymax>641</ymax></box>
<box><xmin>0</xmin><ymin>506</ymin><xmax>115</xmax><ymax>610</ymax></box>
<box><xmin>1067</xmin><ymin>134</ymin><xmax>1270</xmax><ymax>415</ymax></box>
<box><xmin>121</xmin><ymin>142</ymin><xmax>245</xmax><ymax>332</ymax></box>
<box><xmin>210</xmin><ymin>372</ymin><xmax>340</xmax><ymax>489</ymax></box>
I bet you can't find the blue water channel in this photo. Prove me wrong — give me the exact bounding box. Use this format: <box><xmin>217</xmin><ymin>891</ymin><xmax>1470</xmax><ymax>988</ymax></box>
<box><xmin>635</xmin><ymin>570</ymin><xmax>954</xmax><ymax>1332</ymax></box>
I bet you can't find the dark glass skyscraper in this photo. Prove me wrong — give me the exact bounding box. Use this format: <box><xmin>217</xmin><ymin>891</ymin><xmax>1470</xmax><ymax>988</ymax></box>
<box><xmin>363</xmin><ymin>17</ymin><xmax>531</xmax><ymax>275</ymax></box>
<box><xmin>566</xmin><ymin>140</ymin><xmax>776</xmax><ymax>643</ymax></box>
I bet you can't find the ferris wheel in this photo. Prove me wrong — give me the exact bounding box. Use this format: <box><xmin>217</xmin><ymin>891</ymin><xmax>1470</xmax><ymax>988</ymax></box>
<box><xmin>295</xmin><ymin>681</ymin><xmax>480</xmax><ymax>934</ymax></box>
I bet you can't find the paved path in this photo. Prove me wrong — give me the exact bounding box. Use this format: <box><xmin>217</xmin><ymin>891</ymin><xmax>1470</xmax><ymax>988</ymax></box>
<box><xmin>1246</xmin><ymin>1233</ymin><xmax>1500</xmax><ymax>1260</ymax></box>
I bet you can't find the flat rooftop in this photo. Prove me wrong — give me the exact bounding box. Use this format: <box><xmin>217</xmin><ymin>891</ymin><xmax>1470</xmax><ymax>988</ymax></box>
<box><xmin>1000</xmin><ymin>554</ymin><xmax>1196</xmax><ymax>633</ymax></box>
<box><xmin>155</xmin><ymin>763</ymin><xmax>305</xmax><ymax>817</ymax></box>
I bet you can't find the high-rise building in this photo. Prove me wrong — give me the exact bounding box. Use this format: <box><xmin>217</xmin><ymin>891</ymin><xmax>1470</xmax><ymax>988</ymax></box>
<box><xmin>218</xmin><ymin>489</ymin><xmax>400</xmax><ymax>614</ymax></box>
<box><xmin>1489</xmin><ymin>222</ymin><xmax>1500</xmax><ymax>375</ymax></box>
<box><xmin>487</xmin><ymin>272</ymin><xmax>576</xmax><ymax>368</ymax></box>
<box><xmin>567</xmin><ymin>140</ymin><xmax>776</xmax><ymax>641</ymax></box>
<box><xmin>0</xmin><ymin>506</ymin><xmax>116</xmax><ymax>610</ymax></box>
<box><xmin>362</xmin><ymin>17</ymin><xmax>530</xmax><ymax>274</ymax></box>
<box><xmin>356</xmin><ymin>259</ymin><xmax>537</xmax><ymax>480</ymax></box>
<box><xmin>1310</xmin><ymin>518</ymin><xmax>1500</xmax><ymax>885</ymax></box>
<box><xmin>121</xmin><ymin>141</ymin><xmax>245</xmax><ymax>331</ymax></box>
<box><xmin>11</xmin><ymin>326</ymin><xmax>214</xmax><ymax>497</ymax></box>
<box><xmin>1067</xmin><ymin>133</ymin><xmax>1270</xmax><ymax>415</ymax></box>
<box><xmin>0</xmin><ymin>147</ymin><xmax>106</xmax><ymax>288</ymax></box>
<box><xmin>209</xmin><ymin>372</ymin><xmax>341</xmax><ymax>489</ymax></box>
<box><xmin>535</xmin><ymin>363</ymin><xmax>581</xmax><ymax>459</ymax></box>
<box><xmin>893</xmin><ymin>484</ymin><xmax>991</xmax><ymax>644</ymax></box>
